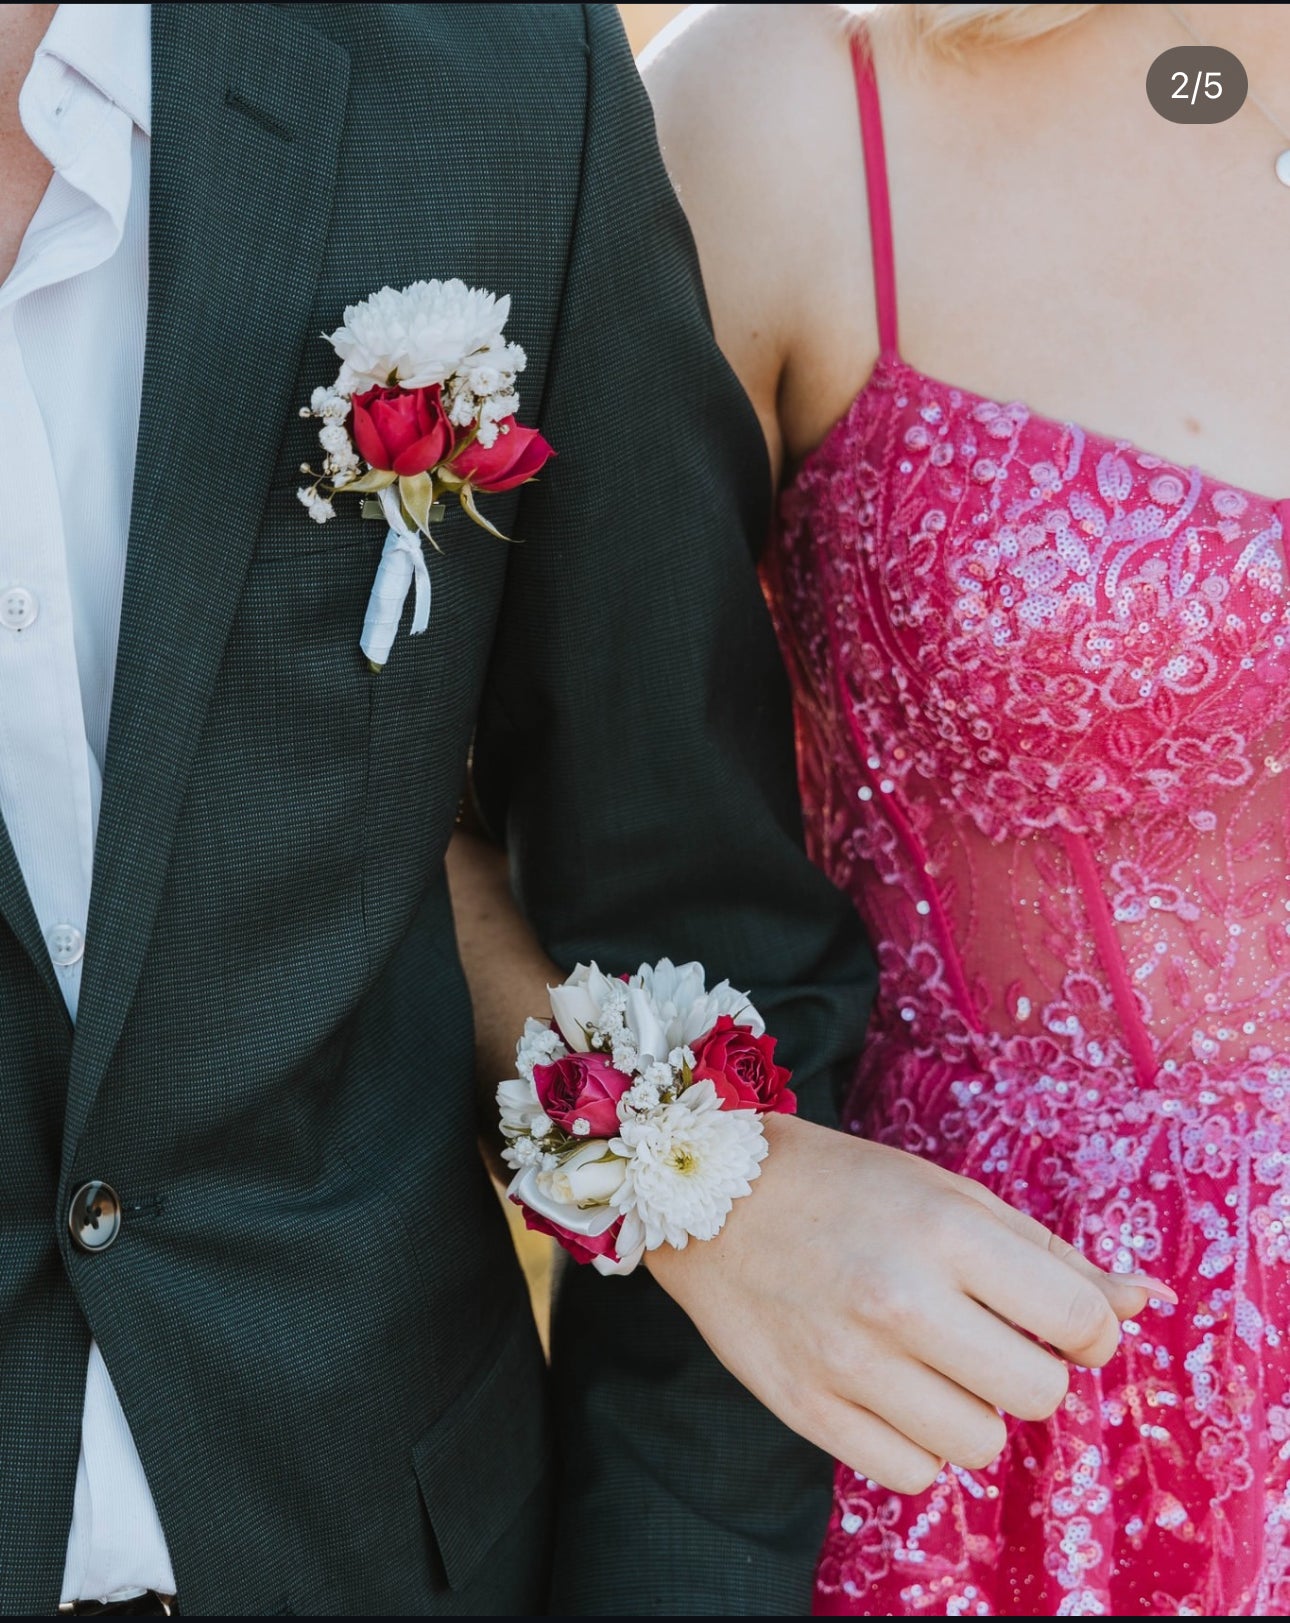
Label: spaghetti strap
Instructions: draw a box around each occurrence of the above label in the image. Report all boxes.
[850,36,900,359]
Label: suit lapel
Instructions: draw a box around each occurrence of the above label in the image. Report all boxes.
[64,3,350,1166]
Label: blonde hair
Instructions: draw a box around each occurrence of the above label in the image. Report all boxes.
[848,4,1101,55]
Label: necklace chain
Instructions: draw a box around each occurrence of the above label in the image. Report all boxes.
[1166,3,1290,145]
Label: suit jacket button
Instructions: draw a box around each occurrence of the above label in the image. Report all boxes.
[69,1182,122,1253]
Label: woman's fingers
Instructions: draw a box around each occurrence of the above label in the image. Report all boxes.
[956,1213,1123,1367]
[960,1176,1177,1311]
[1042,1228,1177,1317]
[809,1397,947,1496]
[841,1354,1008,1470]
[918,1295,1071,1422]
[953,1182,1175,1363]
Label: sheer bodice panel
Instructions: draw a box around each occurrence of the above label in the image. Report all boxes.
[769,359,1290,1092]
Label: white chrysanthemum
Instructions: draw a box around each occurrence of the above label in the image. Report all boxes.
[327,279,512,394]
[611,1080,767,1250]
[628,958,765,1049]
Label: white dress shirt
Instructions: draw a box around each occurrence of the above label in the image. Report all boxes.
[0,4,176,1604]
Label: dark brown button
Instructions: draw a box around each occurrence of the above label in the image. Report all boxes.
[68,1182,122,1254]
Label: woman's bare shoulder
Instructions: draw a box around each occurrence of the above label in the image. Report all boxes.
[642,1,882,480]
[641,4,874,474]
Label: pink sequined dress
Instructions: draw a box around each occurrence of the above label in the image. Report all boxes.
[761,39,1290,1619]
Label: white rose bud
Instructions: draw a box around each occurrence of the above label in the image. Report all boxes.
[549,1149,628,1207]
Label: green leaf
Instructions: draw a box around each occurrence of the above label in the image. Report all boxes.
[458,482,515,542]
[342,468,398,494]
[398,471,436,536]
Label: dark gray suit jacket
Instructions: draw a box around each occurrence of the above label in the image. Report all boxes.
[0,4,874,1614]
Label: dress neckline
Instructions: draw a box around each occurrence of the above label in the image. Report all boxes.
[785,353,1290,522]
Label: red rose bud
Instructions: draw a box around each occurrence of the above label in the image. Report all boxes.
[533,1052,631,1139]
[689,1015,797,1114]
[514,1201,623,1267]
[351,383,454,476]
[451,416,554,492]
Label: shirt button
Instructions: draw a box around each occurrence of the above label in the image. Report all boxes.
[68,1181,122,1253]
[0,587,38,631]
[47,923,85,967]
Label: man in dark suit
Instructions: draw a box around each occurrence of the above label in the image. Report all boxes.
[1,3,871,1614]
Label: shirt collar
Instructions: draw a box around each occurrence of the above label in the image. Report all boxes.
[35,4,151,137]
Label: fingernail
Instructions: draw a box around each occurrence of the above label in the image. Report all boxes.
[1119,1273,1179,1305]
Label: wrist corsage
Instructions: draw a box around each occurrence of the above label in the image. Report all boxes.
[498,960,797,1276]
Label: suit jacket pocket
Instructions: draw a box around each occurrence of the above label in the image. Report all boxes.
[411,1312,552,1592]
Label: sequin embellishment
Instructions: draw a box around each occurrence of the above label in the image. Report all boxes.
[763,356,1290,1617]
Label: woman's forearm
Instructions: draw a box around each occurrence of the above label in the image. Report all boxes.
[445,828,563,1121]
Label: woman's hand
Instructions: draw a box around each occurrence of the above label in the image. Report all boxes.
[646,1113,1175,1493]
[445,828,1175,1491]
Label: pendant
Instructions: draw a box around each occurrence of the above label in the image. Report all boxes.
[1276,150,1290,186]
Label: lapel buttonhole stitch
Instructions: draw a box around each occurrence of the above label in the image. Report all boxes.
[224,87,295,144]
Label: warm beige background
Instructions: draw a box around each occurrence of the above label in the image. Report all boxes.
[619,4,690,55]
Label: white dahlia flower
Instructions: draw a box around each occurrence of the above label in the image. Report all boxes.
[611,1080,768,1251]
[327,279,512,394]
[627,958,765,1049]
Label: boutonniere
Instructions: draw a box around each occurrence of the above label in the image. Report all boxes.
[297,279,555,670]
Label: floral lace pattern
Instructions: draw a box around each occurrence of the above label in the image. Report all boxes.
[763,357,1290,1616]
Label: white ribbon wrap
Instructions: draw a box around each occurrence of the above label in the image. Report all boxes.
[359,484,432,667]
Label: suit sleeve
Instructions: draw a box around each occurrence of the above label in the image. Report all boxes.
[471,6,878,1612]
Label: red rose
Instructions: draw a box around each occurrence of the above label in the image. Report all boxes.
[533,1052,631,1139]
[514,1200,623,1267]
[450,416,554,492]
[351,383,454,476]
[689,1015,797,1114]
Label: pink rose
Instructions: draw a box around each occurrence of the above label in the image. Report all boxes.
[351,383,454,475]
[514,1201,623,1268]
[450,416,554,492]
[532,1052,631,1138]
[690,1015,797,1114]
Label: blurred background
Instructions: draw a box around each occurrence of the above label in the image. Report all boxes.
[620,4,689,56]
[501,4,693,1344]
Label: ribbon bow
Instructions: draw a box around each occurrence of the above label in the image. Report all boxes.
[359,483,433,670]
